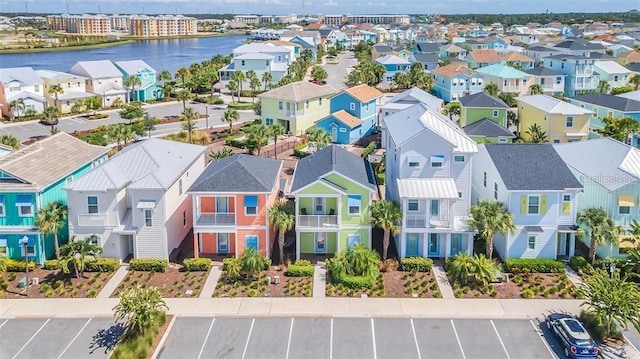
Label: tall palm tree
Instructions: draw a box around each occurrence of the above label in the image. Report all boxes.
[598,80,611,94]
[311,66,328,83]
[0,134,19,149]
[143,113,157,138]
[9,98,25,119]
[370,199,402,260]
[124,76,142,103]
[222,108,239,134]
[262,72,273,91]
[267,200,295,264]
[226,80,238,103]
[577,208,619,263]
[176,90,191,114]
[59,236,102,278]
[207,69,220,100]
[269,124,286,159]
[158,70,172,84]
[525,123,548,143]
[231,71,246,100]
[42,106,61,135]
[249,76,261,103]
[35,201,68,259]
[306,127,332,148]
[442,102,461,121]
[160,82,174,101]
[181,107,200,144]
[245,123,269,156]
[175,67,190,90]
[48,84,63,111]
[468,200,515,260]
[484,83,499,96]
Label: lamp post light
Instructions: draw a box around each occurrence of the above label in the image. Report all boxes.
[205,106,209,129]
[21,236,29,297]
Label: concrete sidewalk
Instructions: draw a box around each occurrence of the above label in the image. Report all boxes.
[0,297,582,320]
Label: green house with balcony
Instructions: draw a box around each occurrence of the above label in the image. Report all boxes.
[290,145,377,260]
[0,133,107,264]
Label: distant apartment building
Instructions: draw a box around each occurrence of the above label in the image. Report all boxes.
[128,15,197,37]
[109,14,131,31]
[47,14,196,36]
[47,14,111,34]
[319,14,410,25]
[233,15,298,25]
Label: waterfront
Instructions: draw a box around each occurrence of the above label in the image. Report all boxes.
[0,34,248,74]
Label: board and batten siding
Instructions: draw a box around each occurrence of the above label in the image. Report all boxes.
[131,189,167,259]
[508,227,557,259]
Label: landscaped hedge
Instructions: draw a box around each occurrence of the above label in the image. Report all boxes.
[505,258,565,273]
[225,135,246,148]
[222,257,237,271]
[293,142,311,158]
[569,256,592,273]
[5,259,36,272]
[43,259,63,270]
[128,258,168,272]
[86,258,120,272]
[183,258,212,271]
[227,102,254,110]
[285,264,314,277]
[401,257,434,272]
[337,274,376,290]
[87,113,109,120]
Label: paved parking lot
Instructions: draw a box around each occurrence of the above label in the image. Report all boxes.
[0,317,123,359]
[157,317,566,359]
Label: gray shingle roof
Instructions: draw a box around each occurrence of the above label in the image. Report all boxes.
[415,42,441,53]
[458,92,510,109]
[290,145,376,193]
[462,119,515,138]
[483,144,582,191]
[188,154,282,193]
[570,94,640,112]
[412,53,439,64]
[525,67,565,76]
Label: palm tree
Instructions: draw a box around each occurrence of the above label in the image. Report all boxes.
[245,123,269,156]
[176,90,191,113]
[393,72,411,90]
[9,98,25,119]
[35,201,68,259]
[469,254,497,286]
[447,253,474,285]
[160,82,174,101]
[623,249,640,279]
[207,69,220,100]
[306,127,332,148]
[442,102,461,121]
[525,123,548,143]
[111,97,124,109]
[598,80,611,94]
[143,113,157,138]
[158,70,172,84]
[231,71,246,100]
[221,108,239,134]
[370,200,402,260]
[484,83,499,96]
[249,76,261,103]
[577,207,618,263]
[59,236,102,278]
[124,76,142,103]
[42,106,61,135]
[226,80,238,103]
[109,123,134,149]
[240,247,267,279]
[0,134,19,149]
[181,107,200,144]
[468,200,515,260]
[48,84,63,111]
[630,74,640,91]
[114,286,167,336]
[262,72,273,91]
[268,200,295,264]
[626,219,640,249]
[269,124,286,159]
[311,66,328,83]
[175,67,190,89]
[529,84,544,95]
[209,147,234,160]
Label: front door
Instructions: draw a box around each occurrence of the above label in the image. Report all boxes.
[331,126,338,142]
[218,233,229,253]
[315,232,326,253]
[216,197,228,212]
[314,197,325,215]
[428,233,439,257]
[450,234,462,256]
[406,233,419,256]
[245,235,258,251]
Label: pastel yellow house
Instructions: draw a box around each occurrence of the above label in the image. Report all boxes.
[259,81,338,136]
[36,69,94,114]
[517,94,593,143]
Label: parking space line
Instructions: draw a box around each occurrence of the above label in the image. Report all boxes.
[370,318,377,359]
[56,318,92,359]
[196,318,216,359]
[410,319,422,359]
[329,318,333,359]
[450,320,467,359]
[241,318,255,359]
[490,320,511,359]
[12,318,50,359]
[285,318,294,359]
[530,320,557,358]
[0,319,8,329]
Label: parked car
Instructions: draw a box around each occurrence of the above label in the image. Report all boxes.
[546,313,599,358]
[39,117,59,126]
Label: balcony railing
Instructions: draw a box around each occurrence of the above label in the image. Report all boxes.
[196,213,235,226]
[297,215,338,228]
[574,66,593,76]
[77,214,109,227]
[285,110,305,117]
[406,214,427,228]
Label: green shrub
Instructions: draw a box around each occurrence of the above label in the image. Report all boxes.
[579,310,623,342]
[183,258,212,271]
[222,257,239,271]
[286,265,314,277]
[293,259,312,267]
[401,257,434,272]
[505,258,565,273]
[361,141,376,159]
[521,289,534,299]
[5,259,36,272]
[339,274,376,290]
[128,259,168,272]
[87,289,98,298]
[293,142,312,158]
[39,283,52,293]
[569,256,591,273]
[225,135,246,148]
[44,259,63,270]
[375,172,385,185]
[227,101,255,110]
[86,258,120,272]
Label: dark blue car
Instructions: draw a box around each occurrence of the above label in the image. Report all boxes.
[546,313,599,358]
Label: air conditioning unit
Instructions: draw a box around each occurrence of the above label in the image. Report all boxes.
[31,277,39,285]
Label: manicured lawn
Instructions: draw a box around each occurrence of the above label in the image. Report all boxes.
[213,268,313,297]
[112,267,209,298]
[0,267,114,298]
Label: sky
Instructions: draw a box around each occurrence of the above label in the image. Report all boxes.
[1,0,638,16]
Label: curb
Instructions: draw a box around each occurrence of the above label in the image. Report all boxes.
[151,315,177,359]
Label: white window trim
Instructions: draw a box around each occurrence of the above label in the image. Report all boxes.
[407,199,419,212]
[348,195,361,215]
[528,195,540,215]
[0,201,4,217]
[144,209,153,227]
[17,204,33,217]
[87,196,99,214]
[527,235,536,250]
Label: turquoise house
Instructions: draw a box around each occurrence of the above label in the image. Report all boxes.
[115,60,163,102]
[0,133,107,264]
[375,55,411,85]
[316,84,383,144]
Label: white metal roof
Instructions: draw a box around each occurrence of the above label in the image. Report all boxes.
[114,60,156,75]
[69,60,123,79]
[594,60,630,75]
[397,178,459,199]
[0,67,42,86]
[517,94,593,115]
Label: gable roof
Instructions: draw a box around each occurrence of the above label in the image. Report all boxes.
[384,87,443,111]
[258,81,337,102]
[500,52,534,62]
[188,154,282,193]
[372,44,392,52]
[594,60,630,74]
[412,53,439,64]
[327,110,363,128]
[524,67,565,76]
[458,92,509,109]
[483,144,582,191]
[67,138,204,192]
[462,119,515,138]
[0,67,42,86]
[517,94,593,115]
[554,137,640,191]
[415,42,441,53]
[0,132,107,191]
[114,60,156,75]
[35,69,87,81]
[571,93,640,112]
[69,60,123,79]
[375,54,411,65]
[343,84,382,102]
[476,63,530,79]
[552,38,605,50]
[384,103,478,153]
[468,49,502,63]
[291,145,376,193]
[431,63,476,78]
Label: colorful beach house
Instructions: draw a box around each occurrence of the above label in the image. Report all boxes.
[0,133,108,264]
[114,60,163,102]
[290,145,376,260]
[458,92,510,127]
[431,64,484,102]
[0,67,47,119]
[188,154,283,258]
[517,94,593,143]
[375,54,411,85]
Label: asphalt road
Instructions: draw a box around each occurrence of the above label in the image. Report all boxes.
[320,51,358,91]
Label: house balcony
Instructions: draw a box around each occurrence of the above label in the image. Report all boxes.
[297,215,339,229]
[285,110,305,117]
[572,78,598,90]
[405,214,451,229]
[77,213,110,227]
[574,66,593,76]
[502,85,523,93]
[196,212,236,227]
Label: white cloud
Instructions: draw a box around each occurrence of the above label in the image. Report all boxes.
[323,0,338,6]
[366,1,386,6]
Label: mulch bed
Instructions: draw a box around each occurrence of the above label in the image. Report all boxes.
[326,270,442,298]
[451,273,578,299]
[0,268,114,298]
[213,268,312,297]
[111,266,209,298]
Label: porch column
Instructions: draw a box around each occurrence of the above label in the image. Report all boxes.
[569,233,576,257]
[337,195,342,228]
[467,233,473,255]
[422,233,428,258]
[444,233,451,258]
[296,231,301,261]
[399,231,405,258]
[193,232,199,259]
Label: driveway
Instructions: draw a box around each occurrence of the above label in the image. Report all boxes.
[320,52,358,90]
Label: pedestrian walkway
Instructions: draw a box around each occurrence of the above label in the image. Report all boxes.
[565,264,583,286]
[199,264,222,298]
[432,266,455,299]
[96,265,129,298]
[313,263,326,298]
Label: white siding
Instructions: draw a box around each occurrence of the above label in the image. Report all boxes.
[130,189,167,259]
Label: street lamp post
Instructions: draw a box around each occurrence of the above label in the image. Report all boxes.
[205,106,209,129]
[21,236,29,297]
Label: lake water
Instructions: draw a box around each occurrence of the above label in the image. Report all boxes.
[0,34,249,75]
